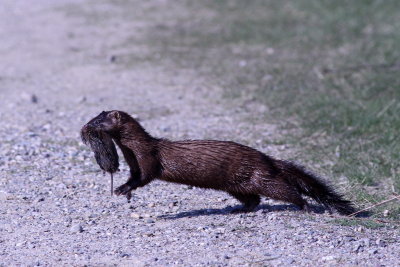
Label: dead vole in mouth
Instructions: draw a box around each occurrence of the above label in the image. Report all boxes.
[81,112,119,195]
[81,110,355,215]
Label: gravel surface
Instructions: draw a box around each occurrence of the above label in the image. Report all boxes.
[1,1,399,266]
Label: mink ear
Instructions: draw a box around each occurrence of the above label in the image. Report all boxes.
[110,110,121,121]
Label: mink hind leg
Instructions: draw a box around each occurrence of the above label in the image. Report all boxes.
[259,182,311,212]
[228,192,260,213]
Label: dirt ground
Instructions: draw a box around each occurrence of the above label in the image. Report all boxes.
[0,1,399,266]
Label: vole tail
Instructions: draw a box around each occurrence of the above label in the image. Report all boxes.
[277,161,355,215]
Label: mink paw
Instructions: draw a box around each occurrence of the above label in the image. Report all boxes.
[114,183,133,196]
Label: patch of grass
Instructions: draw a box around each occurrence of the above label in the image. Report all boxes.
[130,0,400,219]
[331,218,387,229]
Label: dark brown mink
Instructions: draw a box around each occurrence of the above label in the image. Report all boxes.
[81,110,355,215]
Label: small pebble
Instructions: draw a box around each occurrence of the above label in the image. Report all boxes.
[284,258,295,264]
[77,96,87,103]
[383,210,389,217]
[376,239,387,247]
[35,197,45,203]
[368,249,378,255]
[321,255,335,261]
[110,55,117,62]
[31,94,38,103]
[130,213,142,219]
[70,224,83,233]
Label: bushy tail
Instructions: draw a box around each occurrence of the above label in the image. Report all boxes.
[277,161,355,215]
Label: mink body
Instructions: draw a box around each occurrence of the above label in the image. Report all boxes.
[81,110,355,215]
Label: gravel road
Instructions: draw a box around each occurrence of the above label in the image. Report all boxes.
[1,1,399,266]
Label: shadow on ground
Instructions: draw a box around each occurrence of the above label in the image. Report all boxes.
[158,203,330,220]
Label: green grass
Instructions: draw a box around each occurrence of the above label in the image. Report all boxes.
[331,218,388,229]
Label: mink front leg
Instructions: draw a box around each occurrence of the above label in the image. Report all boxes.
[114,166,156,201]
[113,141,142,201]
[114,172,141,201]
[114,154,160,201]
[114,168,141,201]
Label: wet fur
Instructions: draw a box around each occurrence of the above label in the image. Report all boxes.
[81,110,355,215]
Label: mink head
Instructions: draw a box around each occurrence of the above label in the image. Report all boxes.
[83,110,124,133]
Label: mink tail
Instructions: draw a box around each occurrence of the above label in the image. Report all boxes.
[277,160,356,215]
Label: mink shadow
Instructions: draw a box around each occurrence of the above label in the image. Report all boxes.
[157,203,327,220]
[157,204,369,220]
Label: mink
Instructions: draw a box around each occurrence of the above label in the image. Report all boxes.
[81,110,355,215]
